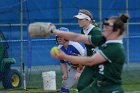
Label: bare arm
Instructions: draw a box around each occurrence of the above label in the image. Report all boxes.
[53,30,90,45]
[61,63,68,75]
[29,22,91,45]
[60,63,68,80]
[60,51,107,66]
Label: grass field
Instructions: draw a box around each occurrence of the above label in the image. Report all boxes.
[122,70,140,93]
[0,65,140,93]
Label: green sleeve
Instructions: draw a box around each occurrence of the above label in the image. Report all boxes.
[97,46,114,63]
[92,27,101,35]
[88,35,105,47]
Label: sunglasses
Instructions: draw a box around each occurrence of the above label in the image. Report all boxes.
[103,22,114,27]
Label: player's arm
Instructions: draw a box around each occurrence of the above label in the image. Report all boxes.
[54,49,107,66]
[53,30,90,45]
[60,62,68,80]
[65,52,106,66]
[28,22,104,46]
[61,63,67,74]
[28,22,90,44]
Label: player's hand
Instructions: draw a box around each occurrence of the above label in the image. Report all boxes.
[50,49,67,60]
[28,22,56,37]
[62,74,68,80]
[77,65,84,73]
[74,71,81,80]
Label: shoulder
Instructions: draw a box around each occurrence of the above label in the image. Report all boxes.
[88,35,105,47]
[99,43,125,63]
[92,26,101,31]
[68,41,86,56]
[100,43,124,53]
[102,43,125,58]
[105,43,124,52]
[90,27,102,35]
[69,41,85,48]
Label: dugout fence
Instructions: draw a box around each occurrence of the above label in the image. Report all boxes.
[0,0,140,91]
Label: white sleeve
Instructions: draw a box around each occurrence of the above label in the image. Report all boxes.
[58,45,63,49]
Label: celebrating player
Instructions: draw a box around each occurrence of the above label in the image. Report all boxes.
[56,27,86,93]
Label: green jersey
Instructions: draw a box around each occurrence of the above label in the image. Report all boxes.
[89,36,125,84]
[81,26,101,56]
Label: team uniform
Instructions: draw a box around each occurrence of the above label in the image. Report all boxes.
[79,35,125,93]
[77,23,102,91]
[28,12,127,93]
[58,41,86,92]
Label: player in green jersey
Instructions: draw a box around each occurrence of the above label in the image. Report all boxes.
[51,13,129,93]
[73,9,101,91]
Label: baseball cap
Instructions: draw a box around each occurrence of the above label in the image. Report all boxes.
[74,13,91,21]
[56,27,69,42]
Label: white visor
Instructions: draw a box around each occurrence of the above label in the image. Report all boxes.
[74,13,91,21]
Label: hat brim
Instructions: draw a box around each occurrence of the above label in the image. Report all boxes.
[74,15,86,19]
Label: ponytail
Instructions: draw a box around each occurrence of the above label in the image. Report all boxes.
[91,19,98,26]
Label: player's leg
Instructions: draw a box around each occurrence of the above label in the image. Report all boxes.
[79,84,99,93]
[60,67,78,93]
[77,66,96,91]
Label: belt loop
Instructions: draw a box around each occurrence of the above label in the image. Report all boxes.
[97,81,102,87]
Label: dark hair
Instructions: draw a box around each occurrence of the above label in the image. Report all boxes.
[56,36,68,44]
[110,14,129,35]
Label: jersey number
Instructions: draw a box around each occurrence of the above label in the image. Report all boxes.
[99,65,104,75]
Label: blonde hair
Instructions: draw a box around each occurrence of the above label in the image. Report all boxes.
[79,9,98,26]
[79,9,93,20]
